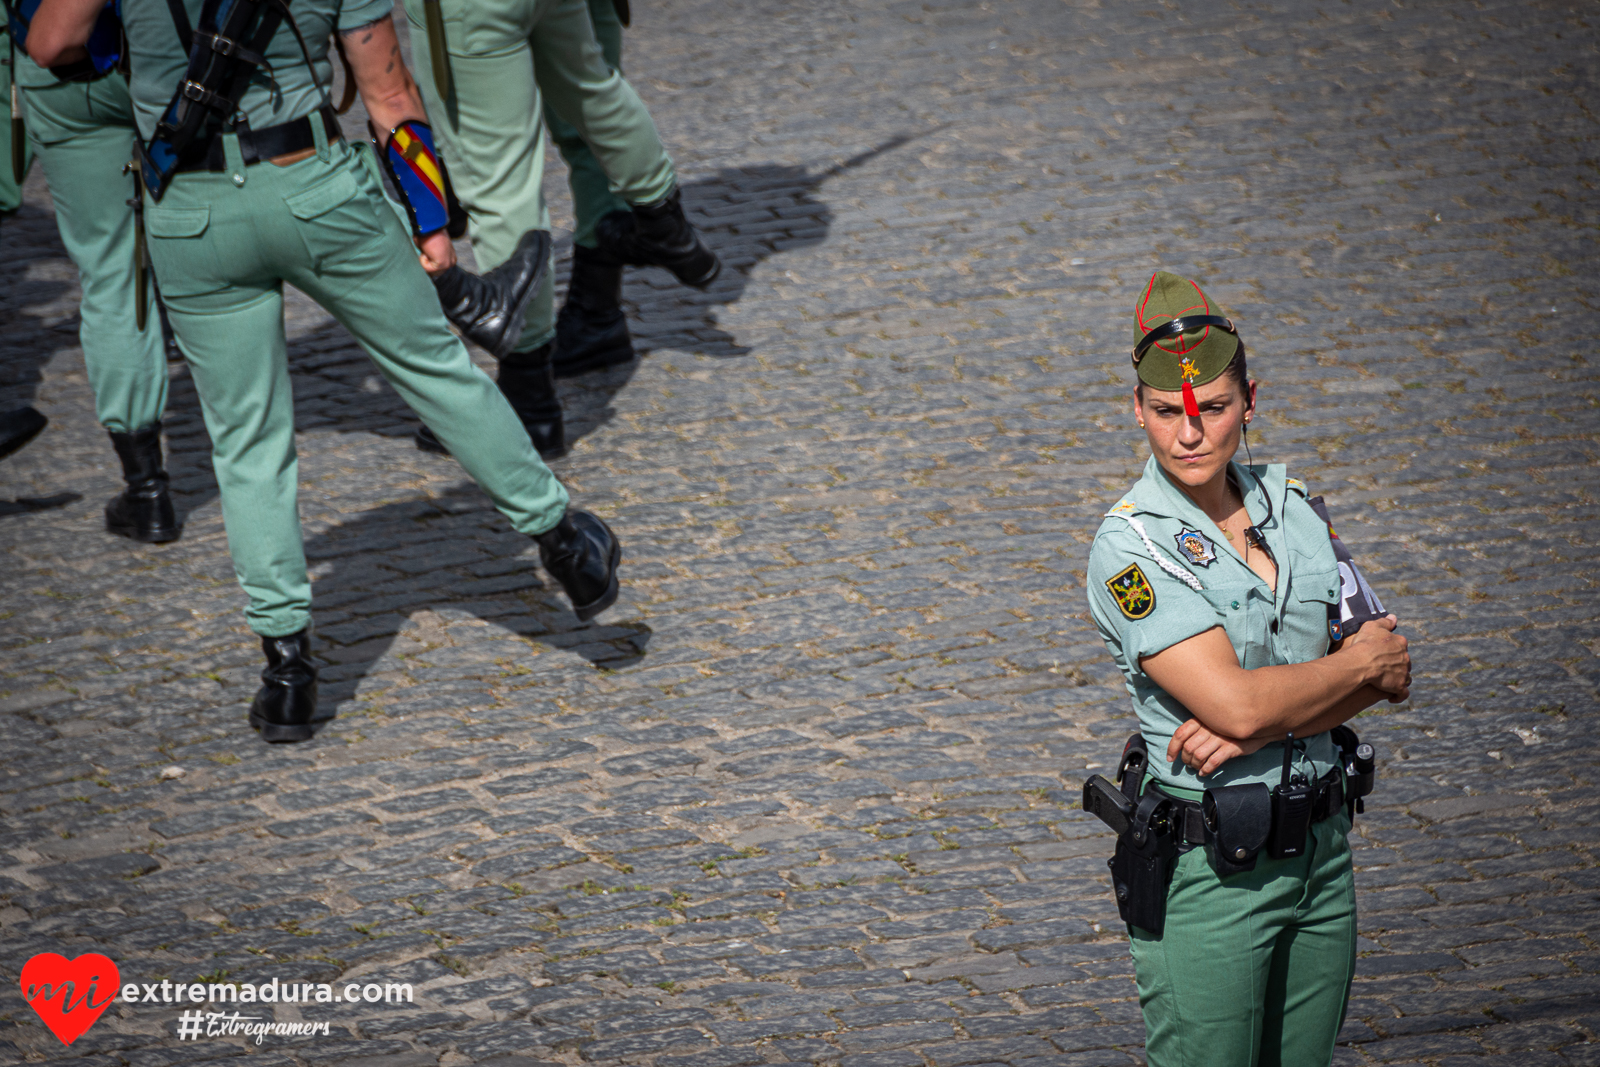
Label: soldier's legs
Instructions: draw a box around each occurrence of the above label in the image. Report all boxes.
[1129,816,1357,1067]
[404,0,556,352]
[545,0,630,249]
[1257,816,1357,1067]
[146,145,572,638]
[529,0,675,207]
[280,147,570,532]
[21,70,166,433]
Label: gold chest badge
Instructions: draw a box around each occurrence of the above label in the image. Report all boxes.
[1106,563,1156,620]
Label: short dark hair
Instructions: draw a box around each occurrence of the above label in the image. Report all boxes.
[1137,345,1249,400]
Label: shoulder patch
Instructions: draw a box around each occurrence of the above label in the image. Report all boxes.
[1105,563,1156,620]
[1286,477,1308,497]
[1108,500,1137,517]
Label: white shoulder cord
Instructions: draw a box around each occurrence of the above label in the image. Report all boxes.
[1122,516,1205,592]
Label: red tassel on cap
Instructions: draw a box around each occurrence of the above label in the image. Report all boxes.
[1181,380,1200,417]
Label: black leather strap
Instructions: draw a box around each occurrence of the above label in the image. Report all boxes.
[1132,314,1237,365]
[164,0,196,54]
[177,105,343,173]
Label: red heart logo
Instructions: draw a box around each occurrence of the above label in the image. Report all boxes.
[20,953,120,1046]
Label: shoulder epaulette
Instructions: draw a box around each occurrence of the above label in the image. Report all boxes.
[1107,499,1137,517]
[1286,477,1309,497]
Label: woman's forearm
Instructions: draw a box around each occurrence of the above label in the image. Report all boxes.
[1260,684,1391,741]
[1142,623,1409,741]
[1229,661,1382,738]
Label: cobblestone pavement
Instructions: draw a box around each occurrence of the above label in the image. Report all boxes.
[3,1,1599,1065]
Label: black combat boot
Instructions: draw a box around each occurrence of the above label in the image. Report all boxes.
[535,510,621,622]
[596,190,720,289]
[0,406,47,461]
[432,229,552,359]
[105,423,181,543]
[415,342,566,459]
[248,629,327,743]
[553,242,634,378]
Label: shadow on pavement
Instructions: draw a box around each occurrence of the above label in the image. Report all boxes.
[633,129,940,359]
[300,485,652,714]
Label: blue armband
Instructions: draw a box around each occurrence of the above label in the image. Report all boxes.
[381,120,466,238]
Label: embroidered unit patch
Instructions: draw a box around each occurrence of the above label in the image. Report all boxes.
[1106,563,1156,620]
[1173,528,1218,568]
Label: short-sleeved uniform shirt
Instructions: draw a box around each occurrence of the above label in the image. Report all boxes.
[1087,456,1344,791]
[121,0,392,140]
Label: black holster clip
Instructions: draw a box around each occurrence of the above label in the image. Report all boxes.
[1109,788,1178,935]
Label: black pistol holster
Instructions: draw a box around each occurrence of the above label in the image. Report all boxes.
[1086,734,1186,936]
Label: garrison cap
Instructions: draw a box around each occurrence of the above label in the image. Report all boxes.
[1132,271,1242,414]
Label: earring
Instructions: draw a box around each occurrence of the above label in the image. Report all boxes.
[1138,421,1146,428]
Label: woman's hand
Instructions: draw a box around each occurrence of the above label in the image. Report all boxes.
[1168,718,1269,776]
[1342,615,1410,701]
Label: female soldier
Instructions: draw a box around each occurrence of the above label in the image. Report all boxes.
[1086,271,1411,1066]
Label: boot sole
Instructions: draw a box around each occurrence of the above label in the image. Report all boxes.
[248,711,322,744]
[107,521,182,544]
[571,536,622,622]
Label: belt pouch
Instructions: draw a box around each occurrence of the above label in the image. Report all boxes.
[1202,782,1271,876]
[1109,792,1177,936]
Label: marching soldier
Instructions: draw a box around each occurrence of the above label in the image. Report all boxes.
[30,0,622,743]
[9,0,179,540]
[403,0,719,457]
[1083,271,1411,1066]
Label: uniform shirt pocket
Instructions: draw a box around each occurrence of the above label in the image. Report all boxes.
[1198,581,1263,667]
[1290,554,1341,607]
[1286,552,1340,658]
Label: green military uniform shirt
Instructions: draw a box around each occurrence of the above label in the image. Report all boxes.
[122,0,392,139]
[1087,456,1344,791]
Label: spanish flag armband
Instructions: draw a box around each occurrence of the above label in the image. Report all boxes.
[380,120,468,239]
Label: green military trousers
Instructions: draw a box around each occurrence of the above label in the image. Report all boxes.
[20,64,167,433]
[1,30,35,213]
[544,0,630,249]
[142,138,569,637]
[401,0,676,351]
[1130,806,1357,1067]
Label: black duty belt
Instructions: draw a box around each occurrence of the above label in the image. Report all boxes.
[175,105,343,174]
[1150,767,1346,852]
